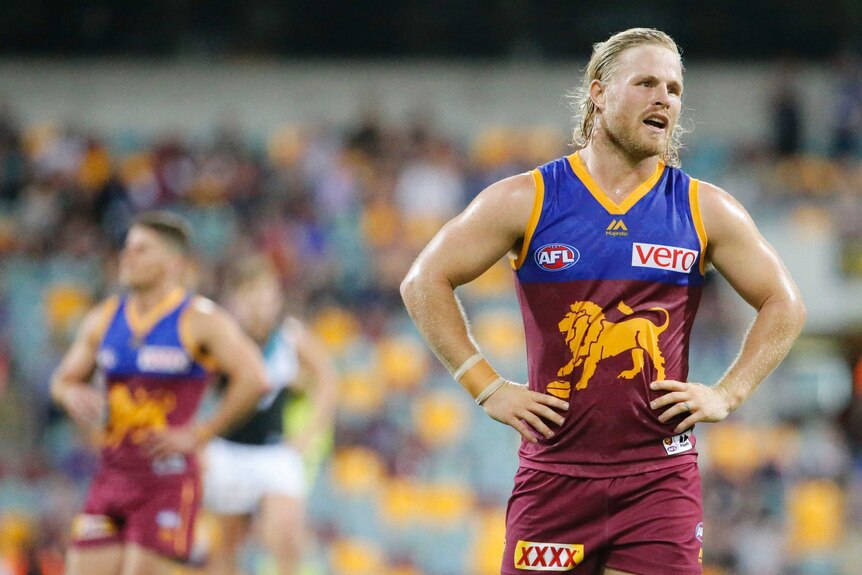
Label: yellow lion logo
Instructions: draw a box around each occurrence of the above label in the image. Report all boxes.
[103,386,176,447]
[547,300,669,398]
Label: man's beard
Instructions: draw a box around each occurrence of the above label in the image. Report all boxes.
[603,110,668,161]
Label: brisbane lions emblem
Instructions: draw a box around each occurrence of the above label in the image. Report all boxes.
[103,385,177,447]
[547,300,669,397]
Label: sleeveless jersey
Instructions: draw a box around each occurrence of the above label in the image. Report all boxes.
[95,288,211,475]
[512,153,707,478]
[221,319,300,445]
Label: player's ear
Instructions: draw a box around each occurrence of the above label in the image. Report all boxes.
[588,79,606,111]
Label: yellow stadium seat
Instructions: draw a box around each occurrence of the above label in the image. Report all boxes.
[380,477,422,526]
[362,201,401,248]
[413,391,469,447]
[329,537,385,575]
[377,336,430,392]
[468,507,507,575]
[701,423,763,479]
[421,483,474,527]
[472,310,525,359]
[337,369,387,416]
[330,447,386,495]
[312,306,360,354]
[787,479,845,555]
[44,283,91,336]
[78,145,112,192]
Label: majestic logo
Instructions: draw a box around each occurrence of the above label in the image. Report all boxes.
[695,522,704,542]
[606,219,628,237]
[514,540,584,571]
[547,301,669,396]
[535,243,580,271]
[71,514,117,541]
[632,242,698,274]
[104,385,176,447]
[137,345,191,374]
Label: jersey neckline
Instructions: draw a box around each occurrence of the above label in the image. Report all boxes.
[566,152,666,215]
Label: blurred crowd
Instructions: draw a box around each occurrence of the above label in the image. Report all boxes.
[0,83,859,575]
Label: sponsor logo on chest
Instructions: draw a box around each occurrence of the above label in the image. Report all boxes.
[632,242,698,274]
[514,540,584,571]
[97,347,117,370]
[137,345,191,373]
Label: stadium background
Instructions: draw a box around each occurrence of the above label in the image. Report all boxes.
[0,1,861,574]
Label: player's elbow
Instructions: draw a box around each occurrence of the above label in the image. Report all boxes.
[400,267,423,310]
[789,297,807,336]
[775,292,807,340]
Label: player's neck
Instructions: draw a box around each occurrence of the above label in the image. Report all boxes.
[579,138,660,203]
[129,282,182,314]
[247,321,274,345]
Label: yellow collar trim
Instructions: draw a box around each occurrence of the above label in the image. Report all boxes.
[567,152,665,215]
[125,287,186,341]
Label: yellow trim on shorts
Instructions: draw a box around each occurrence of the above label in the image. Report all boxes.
[175,476,196,556]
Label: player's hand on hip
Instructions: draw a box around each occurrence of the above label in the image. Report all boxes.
[482,381,569,443]
[650,379,732,434]
[61,384,105,428]
[146,427,199,458]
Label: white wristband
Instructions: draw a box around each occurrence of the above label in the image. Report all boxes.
[475,377,507,406]
[453,353,483,382]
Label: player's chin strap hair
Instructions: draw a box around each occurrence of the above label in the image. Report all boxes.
[453,353,508,406]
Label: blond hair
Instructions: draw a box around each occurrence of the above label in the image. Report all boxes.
[570,28,686,167]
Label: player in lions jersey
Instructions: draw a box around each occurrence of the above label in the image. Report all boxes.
[50,212,268,575]
[203,256,338,575]
[401,28,805,575]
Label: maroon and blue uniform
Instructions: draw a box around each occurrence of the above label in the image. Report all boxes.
[71,288,212,561]
[502,153,706,574]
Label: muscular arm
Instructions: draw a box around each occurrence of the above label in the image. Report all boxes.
[148,298,269,457]
[288,318,339,452]
[653,182,806,432]
[401,173,536,370]
[49,300,112,427]
[401,173,568,442]
[702,182,806,407]
[187,298,269,441]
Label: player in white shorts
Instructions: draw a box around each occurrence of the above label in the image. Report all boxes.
[203,256,338,575]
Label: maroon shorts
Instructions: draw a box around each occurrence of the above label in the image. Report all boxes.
[70,467,201,561]
[502,463,703,574]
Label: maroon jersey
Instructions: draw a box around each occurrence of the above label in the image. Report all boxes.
[512,154,707,477]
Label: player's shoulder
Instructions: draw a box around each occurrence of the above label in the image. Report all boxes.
[80,295,122,344]
[180,295,238,346]
[480,171,536,203]
[694,179,757,243]
[186,295,218,315]
[695,180,748,218]
[183,295,230,326]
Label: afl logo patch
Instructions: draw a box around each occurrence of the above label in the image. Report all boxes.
[535,243,580,271]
